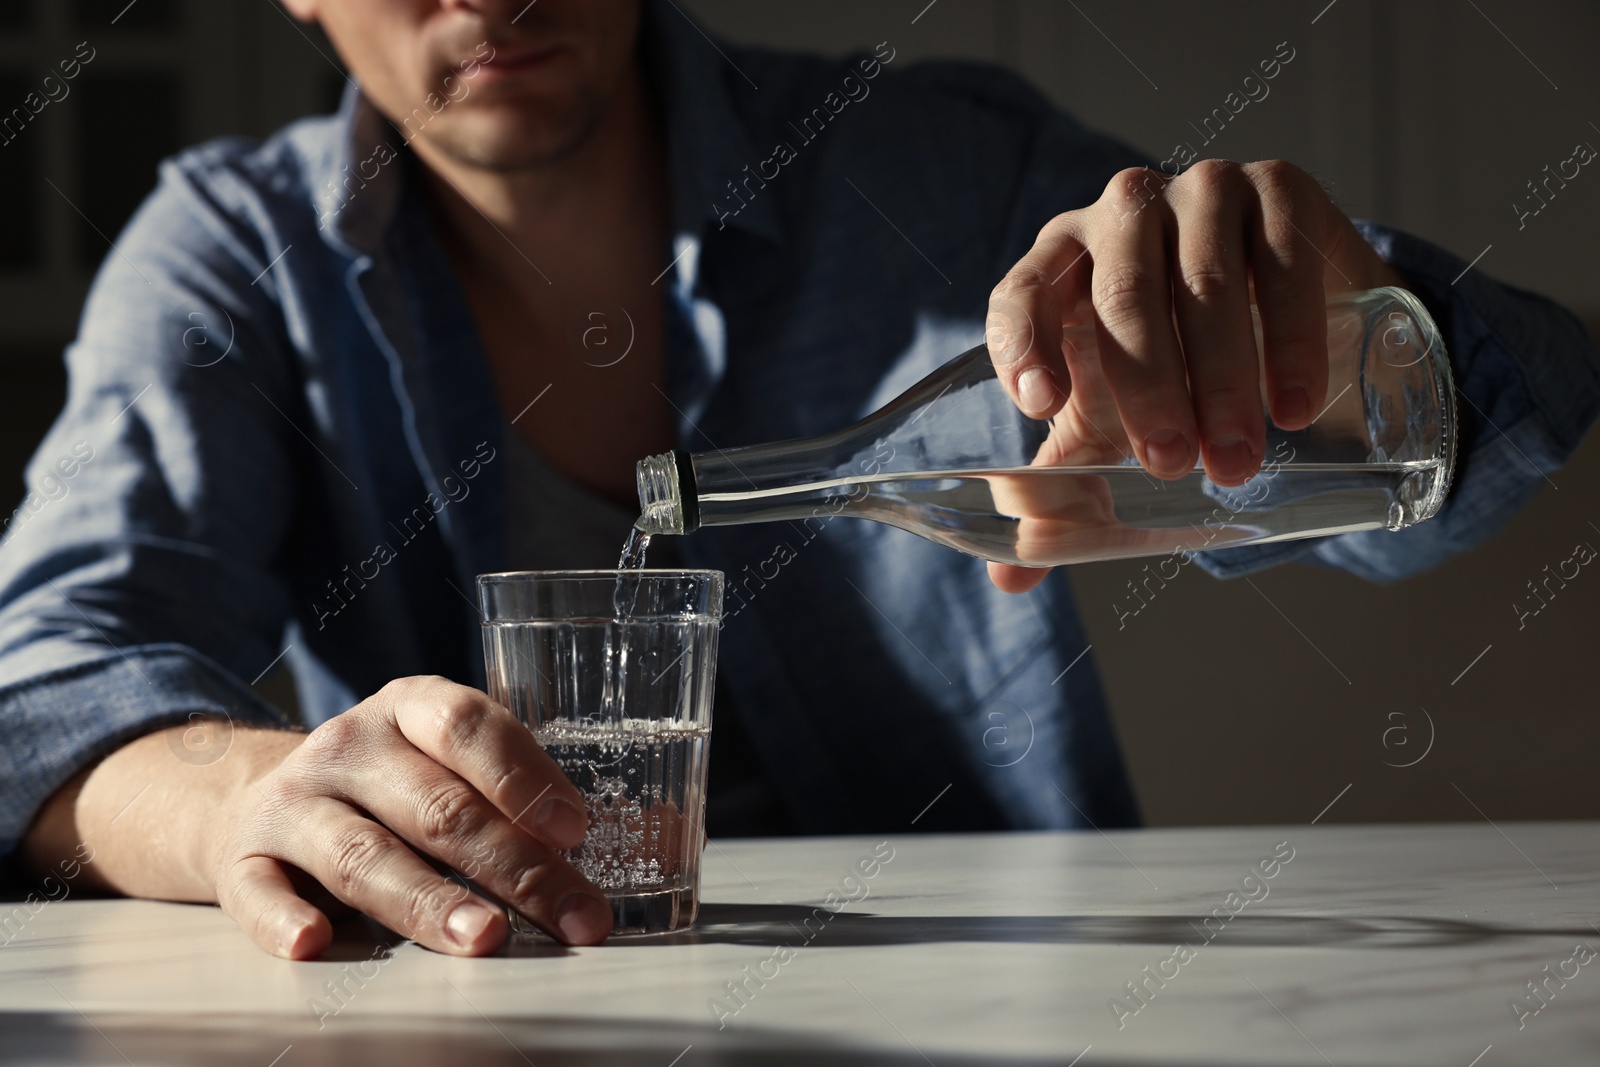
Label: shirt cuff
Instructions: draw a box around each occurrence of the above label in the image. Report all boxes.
[0,642,292,856]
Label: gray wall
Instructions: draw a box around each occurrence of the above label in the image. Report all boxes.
[685,0,1600,319]
[2,2,1597,828]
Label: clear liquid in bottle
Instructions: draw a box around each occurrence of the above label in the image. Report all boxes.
[633,287,1457,568]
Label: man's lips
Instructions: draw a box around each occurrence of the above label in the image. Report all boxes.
[461,42,568,82]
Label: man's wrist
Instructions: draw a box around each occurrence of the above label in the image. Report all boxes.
[60,721,304,902]
[200,725,307,890]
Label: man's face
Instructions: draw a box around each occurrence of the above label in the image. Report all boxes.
[283,0,644,170]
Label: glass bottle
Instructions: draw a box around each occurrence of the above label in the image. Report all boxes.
[634,287,1457,568]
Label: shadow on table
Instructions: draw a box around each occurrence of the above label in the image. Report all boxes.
[320,903,1595,958]
[0,1010,1127,1067]
[623,903,1600,950]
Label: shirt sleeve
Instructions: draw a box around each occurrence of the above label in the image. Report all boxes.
[0,152,306,855]
[1195,221,1600,581]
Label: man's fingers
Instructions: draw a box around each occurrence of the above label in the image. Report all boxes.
[377,676,589,850]
[272,798,510,956]
[1088,171,1196,479]
[987,561,1050,594]
[347,744,613,945]
[218,681,616,958]
[1243,161,1330,431]
[987,216,1090,419]
[1169,161,1264,486]
[217,855,332,961]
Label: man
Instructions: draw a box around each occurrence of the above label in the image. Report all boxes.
[1,0,1595,961]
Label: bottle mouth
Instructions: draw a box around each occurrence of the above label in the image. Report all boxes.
[634,450,697,534]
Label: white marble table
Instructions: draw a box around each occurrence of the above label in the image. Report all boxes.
[2,823,1599,1065]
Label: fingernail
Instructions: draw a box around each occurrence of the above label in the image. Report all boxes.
[986,313,1015,364]
[1206,436,1257,482]
[1017,366,1057,415]
[277,919,311,958]
[1143,428,1193,476]
[1276,384,1311,425]
[555,893,612,945]
[446,899,499,948]
[535,797,588,845]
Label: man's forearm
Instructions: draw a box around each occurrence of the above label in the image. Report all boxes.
[19,765,105,892]
[20,723,304,902]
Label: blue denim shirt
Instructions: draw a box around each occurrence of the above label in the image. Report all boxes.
[2,3,1597,854]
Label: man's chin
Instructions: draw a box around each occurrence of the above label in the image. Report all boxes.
[410,112,600,172]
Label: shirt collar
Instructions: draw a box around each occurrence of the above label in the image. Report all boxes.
[315,80,406,257]
[314,2,782,259]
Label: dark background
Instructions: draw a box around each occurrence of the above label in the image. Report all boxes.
[0,1,1596,828]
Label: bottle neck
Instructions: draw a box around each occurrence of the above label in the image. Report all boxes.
[636,440,877,535]
[634,344,1000,536]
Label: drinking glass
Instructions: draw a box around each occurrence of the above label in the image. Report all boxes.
[477,569,723,937]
